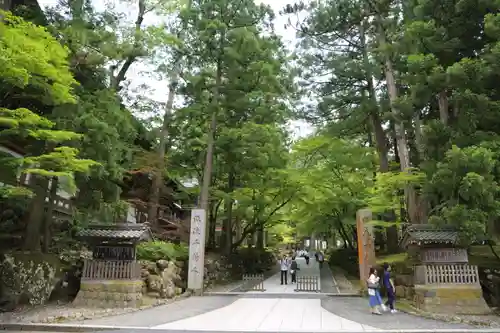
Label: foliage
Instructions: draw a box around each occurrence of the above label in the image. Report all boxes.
[136,241,189,262]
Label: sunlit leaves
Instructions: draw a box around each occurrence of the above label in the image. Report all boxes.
[0,11,77,105]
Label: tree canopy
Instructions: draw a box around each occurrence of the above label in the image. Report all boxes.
[1,0,500,258]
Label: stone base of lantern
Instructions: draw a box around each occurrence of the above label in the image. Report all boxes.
[413,284,491,315]
[73,280,144,308]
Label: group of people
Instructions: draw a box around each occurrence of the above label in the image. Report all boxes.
[278,254,300,285]
[367,263,397,315]
[277,249,326,285]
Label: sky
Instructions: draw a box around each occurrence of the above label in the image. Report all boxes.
[38,0,314,139]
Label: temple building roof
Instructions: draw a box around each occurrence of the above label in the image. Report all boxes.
[401,224,459,248]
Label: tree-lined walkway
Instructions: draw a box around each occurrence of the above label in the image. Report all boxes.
[247,257,321,294]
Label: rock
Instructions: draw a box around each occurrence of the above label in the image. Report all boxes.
[145,262,157,274]
[165,286,176,298]
[395,274,413,286]
[141,269,150,278]
[0,252,61,307]
[395,285,405,298]
[156,260,169,270]
[146,275,163,293]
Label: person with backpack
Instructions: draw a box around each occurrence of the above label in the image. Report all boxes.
[290,256,300,283]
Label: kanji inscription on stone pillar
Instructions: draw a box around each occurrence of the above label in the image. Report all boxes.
[356,208,375,285]
[188,209,206,291]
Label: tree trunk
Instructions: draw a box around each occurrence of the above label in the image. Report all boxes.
[109,0,146,91]
[222,170,234,255]
[360,18,389,173]
[376,16,419,225]
[148,0,193,225]
[147,75,177,225]
[256,225,264,249]
[200,31,223,223]
[361,18,400,250]
[437,90,449,126]
[43,177,58,253]
[23,176,49,251]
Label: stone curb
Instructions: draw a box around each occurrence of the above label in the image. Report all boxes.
[4,324,500,333]
[397,302,497,328]
[204,291,361,297]
[0,323,149,332]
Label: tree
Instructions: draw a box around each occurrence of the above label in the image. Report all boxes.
[169,0,295,254]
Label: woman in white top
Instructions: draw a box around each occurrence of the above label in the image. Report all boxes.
[367,267,383,314]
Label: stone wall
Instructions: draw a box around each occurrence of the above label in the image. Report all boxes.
[73,280,143,308]
[413,285,491,315]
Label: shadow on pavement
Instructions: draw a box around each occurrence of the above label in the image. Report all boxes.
[321,296,473,330]
[67,296,239,327]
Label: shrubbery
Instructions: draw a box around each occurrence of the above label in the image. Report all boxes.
[136,241,188,262]
[227,246,276,275]
[328,248,359,277]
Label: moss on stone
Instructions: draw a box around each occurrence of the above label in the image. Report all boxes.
[0,252,62,306]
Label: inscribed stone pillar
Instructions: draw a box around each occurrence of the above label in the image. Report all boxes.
[356,208,376,285]
[188,209,206,295]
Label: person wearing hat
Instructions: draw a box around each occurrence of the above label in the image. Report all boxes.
[383,262,397,313]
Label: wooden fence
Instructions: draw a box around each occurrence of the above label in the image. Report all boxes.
[241,274,265,291]
[414,264,479,285]
[295,276,319,292]
[81,259,142,280]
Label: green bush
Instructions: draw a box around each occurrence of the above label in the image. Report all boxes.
[228,247,275,275]
[328,248,359,277]
[136,241,188,262]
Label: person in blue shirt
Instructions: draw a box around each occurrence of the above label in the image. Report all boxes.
[383,262,397,313]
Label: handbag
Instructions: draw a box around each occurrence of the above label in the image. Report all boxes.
[367,281,379,289]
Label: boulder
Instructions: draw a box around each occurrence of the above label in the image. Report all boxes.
[0,253,61,309]
[146,275,163,293]
[156,260,169,270]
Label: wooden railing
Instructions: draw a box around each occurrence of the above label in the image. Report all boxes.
[81,259,142,280]
[295,276,320,292]
[241,274,265,291]
[414,264,479,285]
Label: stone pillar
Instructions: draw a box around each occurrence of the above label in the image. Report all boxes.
[356,208,375,285]
[188,209,206,295]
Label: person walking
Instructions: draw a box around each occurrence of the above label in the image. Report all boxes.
[367,267,382,315]
[383,263,397,313]
[279,255,290,285]
[317,251,324,269]
[290,256,299,283]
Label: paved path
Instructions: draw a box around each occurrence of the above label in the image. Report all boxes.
[66,257,479,332]
[153,298,376,331]
[68,296,238,327]
[247,257,321,294]
[322,297,474,330]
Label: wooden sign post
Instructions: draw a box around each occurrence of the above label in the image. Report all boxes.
[356,208,375,286]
